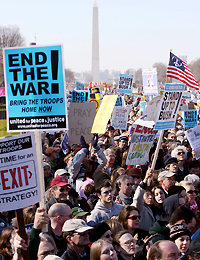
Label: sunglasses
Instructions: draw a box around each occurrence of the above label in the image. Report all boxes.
[76,231,89,236]
[128,215,141,220]
[177,151,185,155]
[59,186,70,192]
[127,183,133,186]
[187,190,196,194]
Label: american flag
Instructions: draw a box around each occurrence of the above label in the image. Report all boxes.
[166,52,199,90]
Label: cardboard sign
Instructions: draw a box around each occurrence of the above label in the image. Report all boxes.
[184,110,198,129]
[72,90,89,102]
[91,95,118,133]
[76,81,84,90]
[126,124,158,165]
[155,83,185,130]
[3,45,67,131]
[142,68,158,95]
[111,107,129,130]
[0,96,20,137]
[118,74,133,94]
[185,125,200,159]
[0,132,41,211]
[115,96,123,106]
[146,95,162,122]
[68,102,96,144]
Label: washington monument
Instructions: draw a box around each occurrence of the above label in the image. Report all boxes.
[92,0,100,82]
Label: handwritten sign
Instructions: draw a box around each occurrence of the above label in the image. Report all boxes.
[184,110,198,129]
[76,81,84,90]
[185,125,200,159]
[155,83,185,130]
[126,124,158,165]
[111,107,129,130]
[118,74,133,94]
[3,45,67,131]
[0,132,41,211]
[68,102,96,144]
[91,95,118,133]
[72,90,89,102]
[142,68,158,95]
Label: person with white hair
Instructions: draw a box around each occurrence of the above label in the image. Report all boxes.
[171,146,188,181]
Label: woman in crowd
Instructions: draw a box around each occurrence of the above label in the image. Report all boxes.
[170,224,191,260]
[179,181,198,212]
[171,146,188,181]
[90,239,118,260]
[151,186,168,221]
[113,230,136,260]
[105,220,124,238]
[89,222,113,244]
[0,226,15,260]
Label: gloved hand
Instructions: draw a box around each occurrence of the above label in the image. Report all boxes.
[80,135,89,149]
[92,134,98,148]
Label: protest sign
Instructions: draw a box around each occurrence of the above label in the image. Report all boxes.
[142,68,158,95]
[146,95,162,122]
[126,123,158,165]
[184,110,198,129]
[111,107,129,130]
[92,95,118,133]
[0,96,20,137]
[0,132,41,211]
[68,102,96,144]
[72,90,89,102]
[91,87,101,100]
[3,45,67,131]
[155,83,185,130]
[185,125,200,159]
[76,81,84,90]
[115,96,123,106]
[89,93,100,113]
[118,74,133,94]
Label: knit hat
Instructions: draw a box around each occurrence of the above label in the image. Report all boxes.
[43,162,51,168]
[89,222,111,242]
[164,157,178,167]
[93,170,110,186]
[170,224,191,241]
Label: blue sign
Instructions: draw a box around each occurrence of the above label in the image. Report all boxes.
[3,45,67,131]
[115,96,123,106]
[76,81,84,90]
[72,90,89,102]
[184,110,198,129]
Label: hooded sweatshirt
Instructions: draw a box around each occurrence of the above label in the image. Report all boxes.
[87,200,123,226]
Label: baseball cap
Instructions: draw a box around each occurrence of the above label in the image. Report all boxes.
[71,207,90,217]
[62,219,93,233]
[50,176,70,187]
[158,170,176,182]
[54,169,69,178]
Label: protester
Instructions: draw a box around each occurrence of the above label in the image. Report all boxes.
[90,239,118,260]
[158,170,176,195]
[102,149,118,177]
[171,146,188,181]
[115,175,134,205]
[0,226,15,260]
[89,222,113,243]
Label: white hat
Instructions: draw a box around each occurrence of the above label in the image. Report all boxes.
[184,174,199,185]
[43,162,51,168]
[44,256,62,260]
[54,169,69,178]
[62,219,93,233]
[158,170,176,182]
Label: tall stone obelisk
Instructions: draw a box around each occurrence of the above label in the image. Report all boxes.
[92,0,100,82]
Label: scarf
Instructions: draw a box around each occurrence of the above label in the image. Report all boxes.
[118,191,133,205]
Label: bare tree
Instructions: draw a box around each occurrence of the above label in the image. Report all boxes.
[84,74,92,86]
[153,62,167,84]
[0,25,25,86]
[189,59,200,84]
[65,68,75,84]
[135,68,142,84]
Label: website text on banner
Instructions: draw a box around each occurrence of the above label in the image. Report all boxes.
[3,45,67,131]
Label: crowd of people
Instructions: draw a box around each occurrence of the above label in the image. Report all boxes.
[1,101,200,260]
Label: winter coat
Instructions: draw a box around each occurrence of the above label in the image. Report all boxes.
[163,194,179,220]
[87,200,123,226]
[61,244,90,260]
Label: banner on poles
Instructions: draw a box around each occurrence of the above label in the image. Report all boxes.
[111,107,129,130]
[142,68,158,95]
[76,81,84,90]
[118,74,133,94]
[68,102,96,144]
[3,45,67,131]
[126,124,158,165]
[184,110,198,129]
[155,83,185,130]
[0,132,41,211]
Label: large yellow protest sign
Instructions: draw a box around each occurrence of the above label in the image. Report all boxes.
[91,95,118,133]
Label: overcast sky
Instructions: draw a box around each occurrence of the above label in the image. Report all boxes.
[1,0,200,72]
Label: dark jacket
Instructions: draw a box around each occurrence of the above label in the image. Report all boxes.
[61,244,90,260]
[46,195,74,213]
